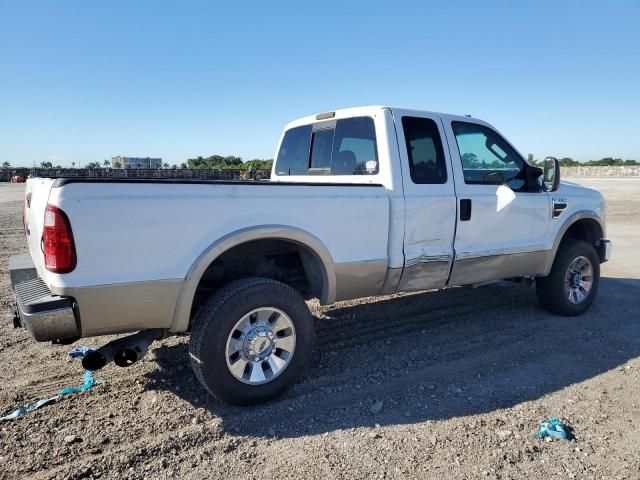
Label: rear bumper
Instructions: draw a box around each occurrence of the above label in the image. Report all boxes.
[598,239,612,263]
[9,253,80,342]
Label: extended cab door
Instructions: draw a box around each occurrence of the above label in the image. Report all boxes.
[441,115,552,285]
[392,109,457,291]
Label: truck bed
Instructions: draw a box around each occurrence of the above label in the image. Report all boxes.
[23,176,391,336]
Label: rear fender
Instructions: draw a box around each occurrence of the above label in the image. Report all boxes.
[169,225,336,332]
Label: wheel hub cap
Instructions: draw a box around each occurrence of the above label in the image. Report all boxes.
[225,307,296,385]
[564,255,594,304]
[243,326,275,361]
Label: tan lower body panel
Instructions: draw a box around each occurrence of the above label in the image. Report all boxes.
[448,250,553,286]
[59,279,183,337]
[397,257,451,292]
[334,259,388,302]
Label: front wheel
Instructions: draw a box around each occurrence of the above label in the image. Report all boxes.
[189,277,315,405]
[536,240,600,316]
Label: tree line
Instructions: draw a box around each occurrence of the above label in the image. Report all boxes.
[185,155,273,170]
[527,156,639,167]
[1,157,274,170]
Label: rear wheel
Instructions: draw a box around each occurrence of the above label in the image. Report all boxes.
[536,240,600,316]
[189,277,315,405]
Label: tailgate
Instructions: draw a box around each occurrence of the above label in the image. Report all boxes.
[24,177,56,276]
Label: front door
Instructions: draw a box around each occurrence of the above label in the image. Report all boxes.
[441,116,551,285]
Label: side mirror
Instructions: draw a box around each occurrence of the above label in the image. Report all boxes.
[542,156,560,192]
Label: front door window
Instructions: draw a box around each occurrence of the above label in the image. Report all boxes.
[452,121,528,191]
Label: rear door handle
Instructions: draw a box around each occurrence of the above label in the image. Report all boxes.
[460,199,472,221]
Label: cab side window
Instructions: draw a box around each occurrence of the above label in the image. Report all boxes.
[402,116,447,184]
[452,121,527,191]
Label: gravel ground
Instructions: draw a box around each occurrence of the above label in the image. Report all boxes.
[1,178,639,480]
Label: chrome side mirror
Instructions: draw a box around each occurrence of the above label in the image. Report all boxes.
[542,156,560,192]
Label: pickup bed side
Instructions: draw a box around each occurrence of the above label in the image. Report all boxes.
[23,179,390,337]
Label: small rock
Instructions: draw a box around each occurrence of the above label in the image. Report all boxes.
[496,430,512,440]
[64,435,80,444]
[545,436,553,443]
[369,400,384,415]
[191,417,201,425]
[76,466,93,479]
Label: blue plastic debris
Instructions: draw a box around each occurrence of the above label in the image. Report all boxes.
[0,347,100,422]
[59,370,97,396]
[534,417,568,440]
[67,346,94,359]
[0,396,59,421]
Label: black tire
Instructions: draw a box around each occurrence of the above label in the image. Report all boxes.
[536,240,600,316]
[189,277,315,405]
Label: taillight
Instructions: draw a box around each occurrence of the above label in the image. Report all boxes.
[42,205,76,273]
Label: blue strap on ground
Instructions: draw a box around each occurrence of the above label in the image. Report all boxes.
[534,417,568,440]
[0,346,99,422]
[59,370,97,396]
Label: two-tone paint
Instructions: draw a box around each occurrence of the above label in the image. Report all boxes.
[20,106,609,340]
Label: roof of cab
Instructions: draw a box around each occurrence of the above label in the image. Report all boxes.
[284,105,475,130]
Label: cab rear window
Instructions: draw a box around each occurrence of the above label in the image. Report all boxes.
[274,125,312,176]
[275,117,378,176]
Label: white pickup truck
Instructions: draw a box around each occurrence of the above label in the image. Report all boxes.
[10,106,611,405]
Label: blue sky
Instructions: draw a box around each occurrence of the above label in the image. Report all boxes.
[1,0,639,167]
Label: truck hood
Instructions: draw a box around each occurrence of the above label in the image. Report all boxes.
[557,179,604,199]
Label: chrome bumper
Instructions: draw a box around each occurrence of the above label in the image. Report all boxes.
[9,254,80,342]
[599,239,612,263]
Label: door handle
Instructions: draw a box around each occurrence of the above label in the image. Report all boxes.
[460,199,472,221]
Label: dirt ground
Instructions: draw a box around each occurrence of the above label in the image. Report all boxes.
[1,178,639,480]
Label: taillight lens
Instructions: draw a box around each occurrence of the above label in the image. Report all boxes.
[42,205,76,273]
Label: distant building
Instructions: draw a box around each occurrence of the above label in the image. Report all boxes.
[112,156,162,169]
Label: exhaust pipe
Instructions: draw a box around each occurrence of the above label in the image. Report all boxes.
[82,329,165,371]
[113,329,164,368]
